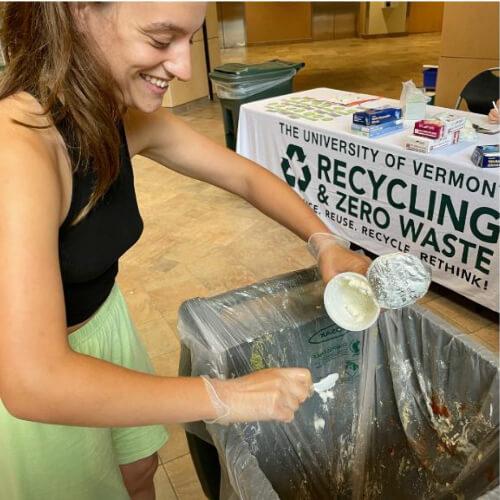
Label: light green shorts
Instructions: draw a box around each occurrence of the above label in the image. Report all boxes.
[0,284,169,500]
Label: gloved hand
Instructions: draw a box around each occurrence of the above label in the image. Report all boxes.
[201,367,312,425]
[307,232,372,283]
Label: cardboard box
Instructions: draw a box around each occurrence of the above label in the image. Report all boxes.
[414,119,445,139]
[405,131,460,153]
[471,145,500,168]
[352,107,402,126]
[351,121,404,138]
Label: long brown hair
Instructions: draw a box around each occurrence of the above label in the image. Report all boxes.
[0,2,121,223]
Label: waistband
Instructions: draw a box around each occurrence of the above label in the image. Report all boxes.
[67,284,124,348]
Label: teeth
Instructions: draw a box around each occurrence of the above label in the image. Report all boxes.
[142,73,168,89]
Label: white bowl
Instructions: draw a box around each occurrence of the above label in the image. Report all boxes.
[324,272,380,331]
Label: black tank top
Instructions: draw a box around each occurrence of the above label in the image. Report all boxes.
[57,119,143,326]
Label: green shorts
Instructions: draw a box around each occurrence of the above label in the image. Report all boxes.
[0,284,169,500]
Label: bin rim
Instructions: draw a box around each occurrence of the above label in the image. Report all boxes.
[210,59,304,82]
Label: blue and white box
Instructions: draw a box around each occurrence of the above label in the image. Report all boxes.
[471,145,500,168]
[352,106,402,126]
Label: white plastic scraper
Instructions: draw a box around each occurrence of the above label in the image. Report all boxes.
[313,373,339,393]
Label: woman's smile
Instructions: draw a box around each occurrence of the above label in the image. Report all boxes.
[139,72,170,95]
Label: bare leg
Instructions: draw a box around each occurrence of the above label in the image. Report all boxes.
[119,452,159,500]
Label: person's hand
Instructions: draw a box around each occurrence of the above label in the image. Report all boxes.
[201,367,312,424]
[318,244,372,282]
[307,232,372,283]
[488,105,499,124]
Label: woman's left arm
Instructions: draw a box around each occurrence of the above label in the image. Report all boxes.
[125,108,371,279]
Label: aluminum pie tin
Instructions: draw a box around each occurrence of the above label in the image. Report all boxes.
[367,252,432,309]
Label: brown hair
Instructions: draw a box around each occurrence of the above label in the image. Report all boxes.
[0,2,121,223]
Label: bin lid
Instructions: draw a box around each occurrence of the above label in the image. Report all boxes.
[210,59,304,82]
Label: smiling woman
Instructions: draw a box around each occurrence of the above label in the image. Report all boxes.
[79,3,204,111]
[0,2,371,500]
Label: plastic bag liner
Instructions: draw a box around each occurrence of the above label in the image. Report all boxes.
[209,60,304,100]
[178,267,499,500]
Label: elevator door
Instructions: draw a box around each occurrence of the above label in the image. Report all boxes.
[312,2,359,41]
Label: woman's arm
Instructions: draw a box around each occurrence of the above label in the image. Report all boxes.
[0,120,217,426]
[126,107,328,239]
[125,107,371,278]
[0,114,309,427]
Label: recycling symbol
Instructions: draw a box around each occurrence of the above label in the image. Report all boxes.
[281,144,311,192]
[345,361,359,378]
[350,340,360,355]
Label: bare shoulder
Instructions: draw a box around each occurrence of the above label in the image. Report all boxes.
[0,92,67,221]
[0,91,53,127]
[0,91,56,150]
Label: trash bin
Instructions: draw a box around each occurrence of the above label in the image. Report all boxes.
[209,60,305,151]
[422,65,438,91]
[178,268,499,500]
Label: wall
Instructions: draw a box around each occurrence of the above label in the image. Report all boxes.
[217,2,246,48]
[435,2,499,109]
[406,2,444,34]
[245,2,312,45]
[360,1,408,37]
[206,3,221,71]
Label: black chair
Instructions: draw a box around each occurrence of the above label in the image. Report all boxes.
[455,67,499,115]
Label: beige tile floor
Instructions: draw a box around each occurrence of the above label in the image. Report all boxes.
[117,33,499,499]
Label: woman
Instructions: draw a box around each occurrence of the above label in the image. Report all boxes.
[0,3,371,499]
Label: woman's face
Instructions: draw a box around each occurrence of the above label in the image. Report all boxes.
[80,2,207,112]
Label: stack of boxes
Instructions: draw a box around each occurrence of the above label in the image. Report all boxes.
[405,113,466,153]
[351,106,403,138]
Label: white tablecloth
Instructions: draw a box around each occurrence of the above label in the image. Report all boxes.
[237,88,500,311]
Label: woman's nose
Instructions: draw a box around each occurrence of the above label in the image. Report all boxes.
[163,42,192,82]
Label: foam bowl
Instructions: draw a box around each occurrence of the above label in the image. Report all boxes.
[323,272,380,331]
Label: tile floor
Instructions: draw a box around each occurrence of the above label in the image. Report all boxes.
[117,33,499,499]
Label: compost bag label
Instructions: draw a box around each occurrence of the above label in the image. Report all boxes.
[308,323,345,344]
[237,105,499,311]
[308,325,360,375]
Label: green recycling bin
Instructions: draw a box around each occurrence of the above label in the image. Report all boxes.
[210,59,305,151]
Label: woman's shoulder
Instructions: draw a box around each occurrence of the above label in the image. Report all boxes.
[0,92,52,137]
[0,92,70,220]
[0,91,58,154]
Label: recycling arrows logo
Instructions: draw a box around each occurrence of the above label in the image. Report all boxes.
[281,144,311,192]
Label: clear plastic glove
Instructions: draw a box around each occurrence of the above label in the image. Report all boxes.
[307,232,372,283]
[201,367,312,425]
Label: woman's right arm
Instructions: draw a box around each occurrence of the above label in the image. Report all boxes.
[0,115,311,427]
